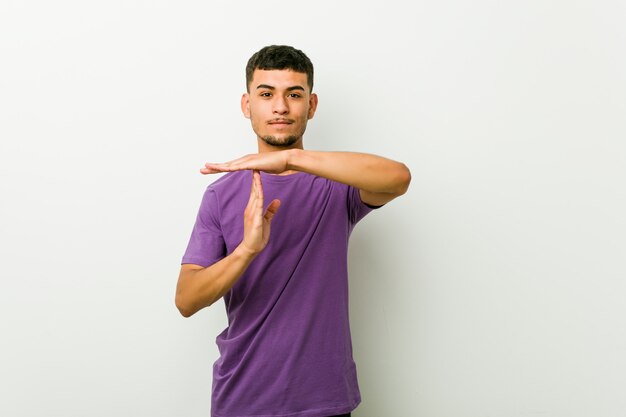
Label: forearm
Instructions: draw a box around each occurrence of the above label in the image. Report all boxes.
[175,245,256,317]
[287,149,411,196]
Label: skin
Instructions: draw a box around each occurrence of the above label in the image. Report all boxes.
[175,69,411,317]
[241,69,318,151]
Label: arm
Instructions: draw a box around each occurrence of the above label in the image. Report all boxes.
[202,149,411,206]
[289,150,411,206]
[176,248,255,317]
[175,171,280,317]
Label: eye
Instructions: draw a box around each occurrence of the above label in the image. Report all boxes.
[259,92,272,97]
[288,93,302,98]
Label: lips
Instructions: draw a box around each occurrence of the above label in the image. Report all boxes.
[268,119,293,125]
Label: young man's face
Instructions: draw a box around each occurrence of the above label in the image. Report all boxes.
[242,69,318,149]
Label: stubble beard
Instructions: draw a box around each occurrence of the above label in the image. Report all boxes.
[260,135,301,148]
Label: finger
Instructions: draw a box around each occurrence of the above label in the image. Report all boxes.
[200,166,225,174]
[203,163,232,173]
[245,170,258,211]
[253,170,264,209]
[264,199,281,222]
[205,155,255,172]
[228,154,257,167]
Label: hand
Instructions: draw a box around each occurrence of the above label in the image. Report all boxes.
[239,170,281,256]
[201,151,291,175]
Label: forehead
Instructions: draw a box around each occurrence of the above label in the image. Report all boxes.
[249,69,309,90]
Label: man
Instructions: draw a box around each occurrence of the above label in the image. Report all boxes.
[176,45,410,417]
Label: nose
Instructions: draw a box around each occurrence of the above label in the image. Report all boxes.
[272,96,288,115]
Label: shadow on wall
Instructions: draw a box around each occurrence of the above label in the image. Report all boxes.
[348,218,397,416]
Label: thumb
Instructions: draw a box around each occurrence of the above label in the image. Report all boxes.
[264,199,281,222]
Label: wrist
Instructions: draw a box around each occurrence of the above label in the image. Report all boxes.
[286,148,304,171]
[233,243,259,261]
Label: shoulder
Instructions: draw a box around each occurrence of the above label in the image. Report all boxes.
[196,171,248,209]
[207,171,249,191]
[199,171,251,217]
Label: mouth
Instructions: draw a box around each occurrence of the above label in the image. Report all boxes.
[268,119,294,126]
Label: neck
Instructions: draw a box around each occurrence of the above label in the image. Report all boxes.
[256,137,304,154]
[256,137,303,176]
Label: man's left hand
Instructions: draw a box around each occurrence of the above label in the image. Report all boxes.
[201,151,291,175]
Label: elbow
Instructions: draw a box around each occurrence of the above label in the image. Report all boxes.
[175,291,217,318]
[175,294,197,318]
[394,163,412,196]
[178,308,194,319]
[176,303,193,318]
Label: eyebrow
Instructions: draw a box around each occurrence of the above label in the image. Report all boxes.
[255,84,306,92]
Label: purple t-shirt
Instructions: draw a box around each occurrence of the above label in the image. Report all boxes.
[182,170,373,417]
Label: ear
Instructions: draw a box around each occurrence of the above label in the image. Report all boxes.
[307,93,318,120]
[241,93,251,119]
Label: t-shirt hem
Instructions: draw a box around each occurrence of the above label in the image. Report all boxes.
[212,398,360,417]
[181,256,217,268]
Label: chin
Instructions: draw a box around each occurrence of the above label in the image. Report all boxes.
[261,135,300,148]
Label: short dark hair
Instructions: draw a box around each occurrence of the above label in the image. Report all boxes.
[245,45,314,92]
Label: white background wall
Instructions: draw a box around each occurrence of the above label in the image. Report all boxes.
[1,1,625,416]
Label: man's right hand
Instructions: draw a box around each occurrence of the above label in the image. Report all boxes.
[239,170,281,256]
[175,170,281,317]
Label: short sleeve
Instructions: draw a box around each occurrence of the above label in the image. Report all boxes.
[181,187,226,267]
[347,185,377,224]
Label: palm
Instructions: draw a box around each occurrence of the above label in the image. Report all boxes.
[241,171,281,254]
